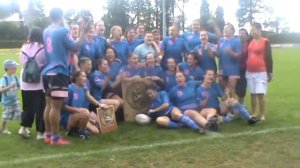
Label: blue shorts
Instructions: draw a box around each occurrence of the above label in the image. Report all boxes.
[148,108,172,120]
[222,66,240,77]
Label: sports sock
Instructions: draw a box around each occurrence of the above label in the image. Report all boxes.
[179,115,200,130]
[233,103,251,120]
[167,121,183,128]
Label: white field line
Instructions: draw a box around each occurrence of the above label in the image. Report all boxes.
[0,125,299,166]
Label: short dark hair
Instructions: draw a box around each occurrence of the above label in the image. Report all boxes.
[225,23,235,33]
[79,57,91,65]
[151,29,160,34]
[71,70,84,83]
[49,8,63,22]
[239,28,249,36]
[28,27,43,44]
[96,58,108,69]
[146,83,158,91]
[251,22,262,30]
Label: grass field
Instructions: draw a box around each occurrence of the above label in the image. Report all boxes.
[0,48,299,168]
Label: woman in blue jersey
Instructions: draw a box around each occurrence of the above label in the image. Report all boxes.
[105,47,122,82]
[163,58,177,92]
[168,71,211,130]
[146,83,205,133]
[125,28,144,52]
[78,25,99,69]
[194,31,217,72]
[160,25,189,69]
[178,51,204,82]
[182,19,220,49]
[142,52,164,88]
[61,71,103,139]
[196,70,259,128]
[217,23,242,94]
[108,25,131,65]
[90,59,123,107]
[111,53,143,92]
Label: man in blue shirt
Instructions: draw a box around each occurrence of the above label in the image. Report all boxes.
[217,23,242,94]
[42,8,89,145]
[160,26,190,69]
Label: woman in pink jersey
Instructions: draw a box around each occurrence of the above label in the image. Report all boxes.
[246,22,273,120]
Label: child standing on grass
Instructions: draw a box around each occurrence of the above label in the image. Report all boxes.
[0,59,22,134]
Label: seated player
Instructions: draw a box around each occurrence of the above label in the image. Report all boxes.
[219,90,260,125]
[61,71,105,139]
[146,83,204,134]
[168,71,211,131]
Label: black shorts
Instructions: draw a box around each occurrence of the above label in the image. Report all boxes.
[43,74,69,100]
[236,71,247,98]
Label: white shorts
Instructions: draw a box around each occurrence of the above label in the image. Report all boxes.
[246,71,268,94]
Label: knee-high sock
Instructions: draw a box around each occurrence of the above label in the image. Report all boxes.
[233,103,251,120]
[179,115,200,130]
[167,121,183,128]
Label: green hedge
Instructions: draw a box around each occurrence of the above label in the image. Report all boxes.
[0,40,24,49]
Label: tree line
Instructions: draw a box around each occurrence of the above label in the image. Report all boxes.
[0,0,298,48]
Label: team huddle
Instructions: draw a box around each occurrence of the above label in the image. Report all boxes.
[0,8,272,145]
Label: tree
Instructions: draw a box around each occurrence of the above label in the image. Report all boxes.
[128,0,156,30]
[214,6,225,34]
[22,0,49,30]
[263,17,289,34]
[174,0,188,31]
[200,0,213,32]
[236,0,266,27]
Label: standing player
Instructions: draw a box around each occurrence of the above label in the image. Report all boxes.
[42,8,89,145]
[125,28,143,52]
[217,23,242,94]
[78,25,99,69]
[109,25,131,65]
[93,20,107,60]
[135,24,145,40]
[194,31,217,72]
[160,25,189,69]
[181,19,220,49]
[246,22,273,120]
[133,32,160,64]
[236,28,250,104]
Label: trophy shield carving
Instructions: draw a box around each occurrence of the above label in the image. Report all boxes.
[122,79,151,121]
[96,106,118,133]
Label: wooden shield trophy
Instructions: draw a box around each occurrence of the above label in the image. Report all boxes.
[96,105,118,133]
[122,78,151,121]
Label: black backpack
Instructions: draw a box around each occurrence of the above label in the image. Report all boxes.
[21,47,44,83]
